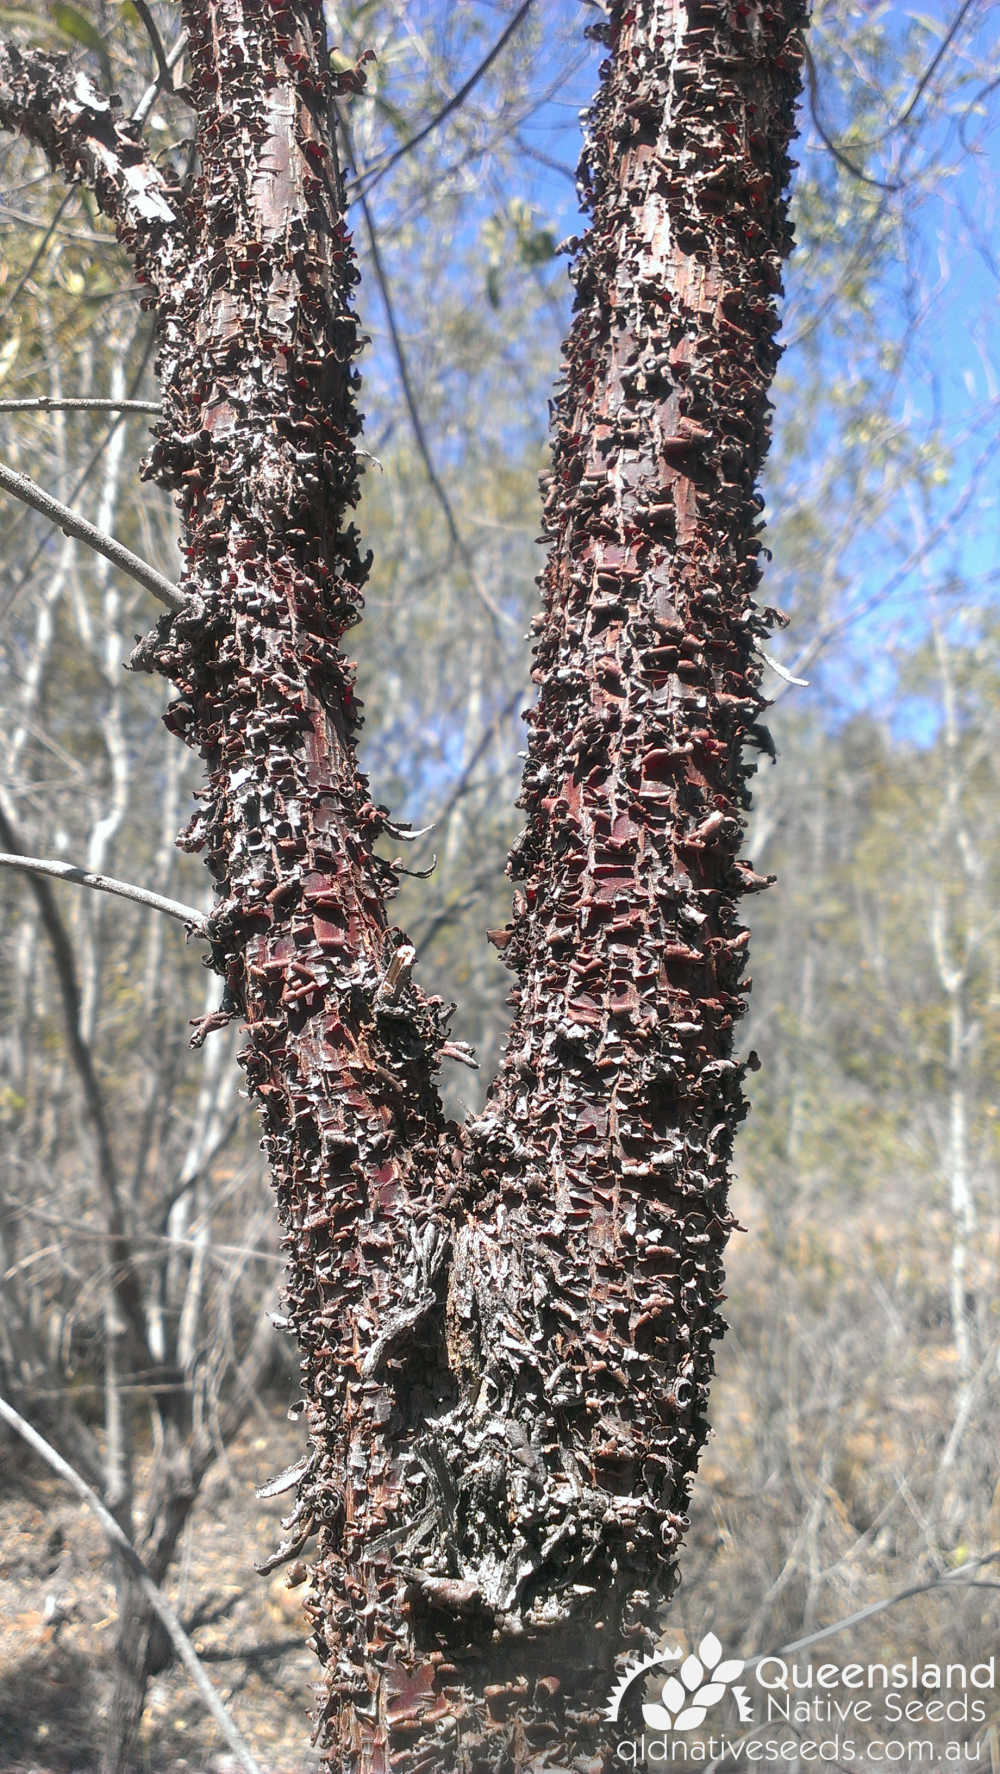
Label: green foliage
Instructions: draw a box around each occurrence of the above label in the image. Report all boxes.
[51,3,110,67]
[0,2,112,83]
[482,198,558,308]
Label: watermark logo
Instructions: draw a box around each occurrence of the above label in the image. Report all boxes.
[608,1634,999,1766]
[605,1632,755,1731]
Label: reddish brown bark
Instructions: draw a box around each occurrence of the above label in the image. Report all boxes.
[376,2,807,1764]
[0,1,806,1769]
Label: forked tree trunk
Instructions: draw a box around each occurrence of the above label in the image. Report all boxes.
[0,1,806,1769]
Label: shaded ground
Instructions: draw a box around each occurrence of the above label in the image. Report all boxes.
[0,1398,324,1774]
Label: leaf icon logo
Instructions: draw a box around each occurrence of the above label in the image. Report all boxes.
[640,1633,745,1733]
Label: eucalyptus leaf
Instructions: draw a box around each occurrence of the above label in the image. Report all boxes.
[51,2,114,85]
[0,7,62,34]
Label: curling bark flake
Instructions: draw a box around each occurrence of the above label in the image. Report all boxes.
[0,0,806,1768]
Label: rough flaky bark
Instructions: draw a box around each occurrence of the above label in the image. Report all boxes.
[1,2,806,1770]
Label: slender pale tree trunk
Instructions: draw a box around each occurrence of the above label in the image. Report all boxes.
[1,0,806,1767]
[929,618,982,1528]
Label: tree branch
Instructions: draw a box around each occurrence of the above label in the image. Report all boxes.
[0,396,161,414]
[351,0,535,199]
[0,40,186,286]
[1,327,160,626]
[0,187,73,329]
[803,44,902,191]
[337,108,511,634]
[756,1549,1000,1666]
[0,853,207,933]
[0,793,149,1360]
[704,1551,1000,1772]
[0,1394,264,1774]
[132,29,188,129]
[130,0,174,97]
[0,459,184,611]
[860,0,979,146]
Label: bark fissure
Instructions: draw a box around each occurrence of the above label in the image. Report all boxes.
[0,2,806,1769]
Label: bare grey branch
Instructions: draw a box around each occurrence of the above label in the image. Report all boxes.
[0,1394,265,1774]
[0,397,161,414]
[0,459,185,611]
[0,852,207,933]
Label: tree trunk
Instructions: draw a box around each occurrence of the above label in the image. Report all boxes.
[102,1562,156,1774]
[1,1,807,1769]
[407,4,807,1764]
[101,1520,192,1774]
